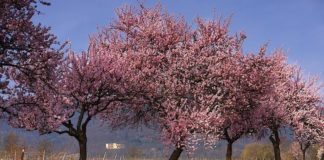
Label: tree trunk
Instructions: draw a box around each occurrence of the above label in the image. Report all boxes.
[299,142,309,160]
[269,129,281,160]
[169,147,183,160]
[226,141,233,160]
[273,141,281,160]
[302,149,306,160]
[77,133,87,160]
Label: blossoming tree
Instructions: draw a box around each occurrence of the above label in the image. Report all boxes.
[290,72,323,160]
[98,4,247,160]
[254,52,323,160]
[0,0,63,111]
[6,39,133,160]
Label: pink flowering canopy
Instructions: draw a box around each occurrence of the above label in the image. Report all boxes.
[290,71,324,149]
[6,37,130,132]
[94,5,324,154]
[0,0,64,112]
[4,34,137,160]
[2,3,323,160]
[93,4,250,152]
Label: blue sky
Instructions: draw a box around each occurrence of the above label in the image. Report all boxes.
[34,0,324,77]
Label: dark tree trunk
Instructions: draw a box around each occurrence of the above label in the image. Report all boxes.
[169,147,183,160]
[226,141,233,160]
[302,149,306,160]
[78,133,87,160]
[272,141,281,160]
[56,108,92,160]
[223,127,240,160]
[269,129,281,160]
[300,143,309,160]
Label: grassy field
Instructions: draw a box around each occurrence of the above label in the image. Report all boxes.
[0,152,224,160]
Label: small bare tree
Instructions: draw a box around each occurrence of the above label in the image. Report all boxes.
[3,132,24,159]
